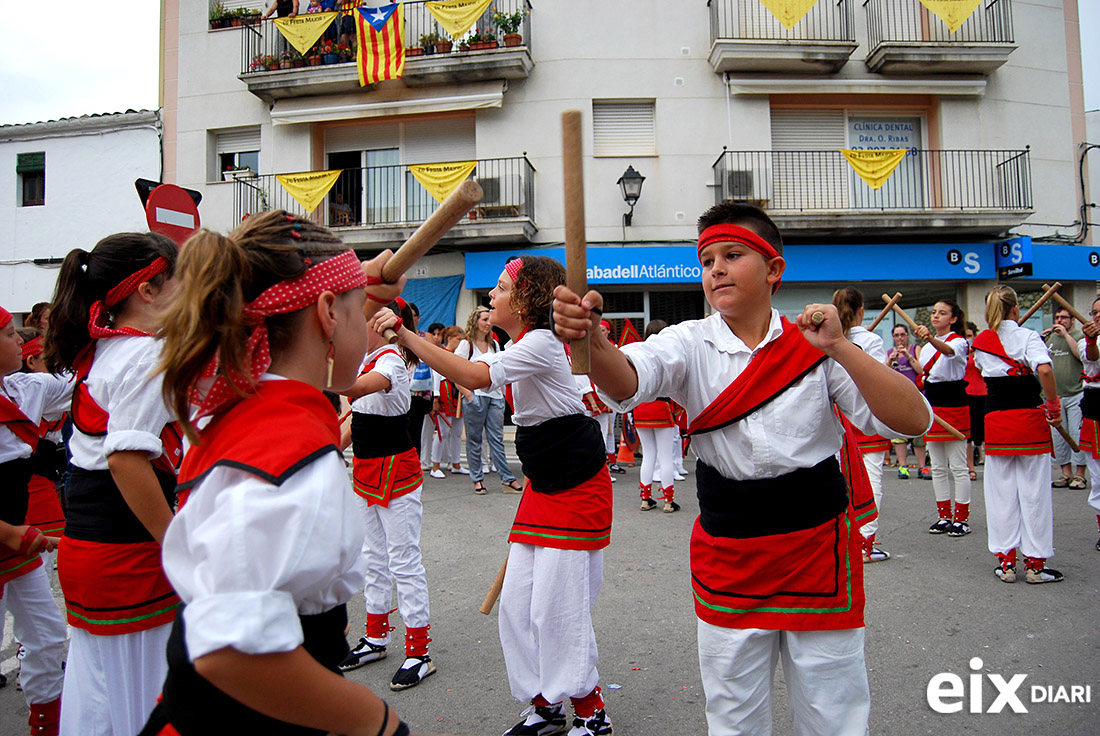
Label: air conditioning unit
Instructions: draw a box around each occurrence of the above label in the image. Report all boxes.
[475,174,525,218]
[727,170,754,199]
[479,176,502,204]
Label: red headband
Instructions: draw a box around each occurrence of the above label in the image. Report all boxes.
[600,319,611,331]
[0,306,10,330]
[87,256,171,339]
[395,296,407,312]
[697,224,782,293]
[197,250,367,418]
[21,336,43,359]
[505,258,523,283]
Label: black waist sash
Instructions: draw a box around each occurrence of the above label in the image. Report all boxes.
[140,603,349,736]
[30,438,67,482]
[924,379,967,407]
[1082,389,1100,421]
[65,465,177,544]
[0,458,33,525]
[514,414,607,493]
[696,456,848,539]
[984,375,1042,412]
[351,412,412,459]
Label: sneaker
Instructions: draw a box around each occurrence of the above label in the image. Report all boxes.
[609,475,617,483]
[429,469,446,479]
[338,638,387,672]
[568,709,612,736]
[863,547,891,563]
[947,521,971,537]
[639,498,657,511]
[994,564,1016,583]
[897,467,910,479]
[608,464,626,474]
[918,467,932,480]
[1025,567,1065,584]
[1069,476,1088,490]
[928,518,952,534]
[503,703,568,736]
[390,655,436,691]
[663,500,680,513]
[1052,476,1070,488]
[673,473,686,482]
[451,466,470,475]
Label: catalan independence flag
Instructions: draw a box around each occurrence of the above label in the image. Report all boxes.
[356,3,405,86]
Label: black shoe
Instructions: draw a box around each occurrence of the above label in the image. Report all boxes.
[608,464,626,474]
[570,708,613,736]
[639,498,657,511]
[390,655,436,691]
[946,521,971,537]
[1025,566,1065,584]
[663,500,680,513]
[928,518,951,534]
[338,637,387,672]
[503,703,568,736]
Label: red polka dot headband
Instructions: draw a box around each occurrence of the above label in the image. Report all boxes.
[505,257,523,283]
[87,257,171,339]
[197,249,367,418]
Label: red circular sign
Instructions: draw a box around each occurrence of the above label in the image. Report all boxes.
[146,184,200,244]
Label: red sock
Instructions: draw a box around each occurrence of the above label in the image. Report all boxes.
[608,453,616,465]
[404,625,431,657]
[1024,556,1045,572]
[936,500,952,520]
[532,694,554,708]
[365,612,392,640]
[863,534,876,553]
[570,686,604,719]
[995,549,1017,569]
[953,502,969,523]
[660,486,674,502]
[639,483,652,500]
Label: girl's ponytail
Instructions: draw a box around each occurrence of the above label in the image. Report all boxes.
[44,249,92,372]
[985,285,1017,332]
[832,287,864,336]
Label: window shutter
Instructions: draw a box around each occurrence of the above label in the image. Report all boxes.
[769,110,848,209]
[16,152,45,173]
[325,123,399,154]
[403,118,476,163]
[593,100,656,156]
[770,110,846,150]
[216,127,261,154]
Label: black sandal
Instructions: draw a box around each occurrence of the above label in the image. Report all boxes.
[473,481,487,495]
[502,479,523,494]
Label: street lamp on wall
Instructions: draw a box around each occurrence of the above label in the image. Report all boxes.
[617,165,645,227]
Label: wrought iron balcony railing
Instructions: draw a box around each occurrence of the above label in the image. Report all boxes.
[709,0,855,42]
[864,0,1014,49]
[240,0,531,76]
[713,148,1032,213]
[232,156,535,228]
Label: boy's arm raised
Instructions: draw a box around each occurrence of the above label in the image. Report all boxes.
[552,285,638,401]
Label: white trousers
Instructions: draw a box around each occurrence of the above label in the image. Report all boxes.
[1085,455,1100,513]
[1051,392,1086,467]
[431,416,463,465]
[859,451,885,539]
[983,454,1054,559]
[927,440,971,505]
[697,621,870,736]
[0,564,66,704]
[593,413,612,457]
[605,413,618,455]
[360,488,429,638]
[420,419,435,467]
[499,543,602,705]
[59,623,171,736]
[638,426,677,490]
[672,429,686,474]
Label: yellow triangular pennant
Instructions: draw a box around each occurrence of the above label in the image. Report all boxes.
[276,170,343,213]
[758,0,821,30]
[409,161,477,204]
[425,0,494,39]
[841,149,908,190]
[273,12,337,56]
[920,0,983,34]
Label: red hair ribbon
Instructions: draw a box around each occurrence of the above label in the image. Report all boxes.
[0,306,11,330]
[21,336,43,359]
[395,296,407,311]
[87,256,171,339]
[197,250,367,418]
[505,257,523,283]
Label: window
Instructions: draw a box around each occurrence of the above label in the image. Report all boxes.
[213,127,261,180]
[17,152,44,207]
[593,100,656,157]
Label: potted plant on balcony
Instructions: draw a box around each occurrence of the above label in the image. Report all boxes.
[492,9,526,46]
[337,44,354,62]
[264,54,280,70]
[419,32,439,54]
[228,7,243,27]
[209,2,229,29]
[241,7,261,26]
[223,164,256,182]
[279,50,294,69]
[436,35,453,53]
[320,40,339,64]
[467,28,498,51]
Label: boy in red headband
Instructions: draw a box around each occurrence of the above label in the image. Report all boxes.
[552,202,931,735]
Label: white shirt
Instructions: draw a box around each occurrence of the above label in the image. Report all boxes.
[478,328,586,426]
[973,321,1052,378]
[1078,336,1100,388]
[917,334,969,383]
[69,336,176,471]
[0,372,73,463]
[350,347,410,417]
[162,378,367,661]
[455,339,504,399]
[848,326,887,362]
[601,310,932,481]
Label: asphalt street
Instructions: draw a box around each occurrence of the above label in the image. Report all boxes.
[1,449,1097,735]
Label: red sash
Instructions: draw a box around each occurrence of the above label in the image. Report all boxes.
[360,348,401,377]
[851,427,891,454]
[26,474,65,536]
[0,538,44,587]
[925,404,971,442]
[922,332,962,375]
[687,318,826,436]
[1081,417,1100,458]
[971,329,1031,375]
[633,399,675,428]
[582,379,610,416]
[352,450,423,507]
[0,394,40,451]
[509,466,614,551]
[972,330,1051,456]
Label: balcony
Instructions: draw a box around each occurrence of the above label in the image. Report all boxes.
[233,156,537,249]
[713,148,1032,239]
[708,0,857,74]
[238,0,532,101]
[864,0,1016,74]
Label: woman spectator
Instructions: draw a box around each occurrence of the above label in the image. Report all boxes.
[886,323,926,475]
[454,307,521,494]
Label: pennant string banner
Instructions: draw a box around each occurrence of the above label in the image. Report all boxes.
[841,149,909,191]
[273,12,337,55]
[919,0,983,34]
[425,0,494,39]
[276,170,343,213]
[758,0,820,31]
[409,161,477,203]
[356,3,405,86]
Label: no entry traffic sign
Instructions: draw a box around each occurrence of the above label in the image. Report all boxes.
[145,184,201,244]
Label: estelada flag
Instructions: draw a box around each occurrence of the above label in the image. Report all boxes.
[618,318,641,347]
[356,2,405,87]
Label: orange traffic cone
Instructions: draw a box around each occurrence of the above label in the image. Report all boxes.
[616,436,635,466]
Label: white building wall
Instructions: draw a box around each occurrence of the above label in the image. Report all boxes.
[0,114,162,314]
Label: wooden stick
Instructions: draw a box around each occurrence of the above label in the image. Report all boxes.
[869,292,903,331]
[562,109,590,374]
[378,179,483,342]
[1018,282,1062,325]
[1055,422,1081,453]
[881,293,921,334]
[810,311,825,326]
[932,415,966,442]
[479,554,508,615]
[1041,284,1091,325]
